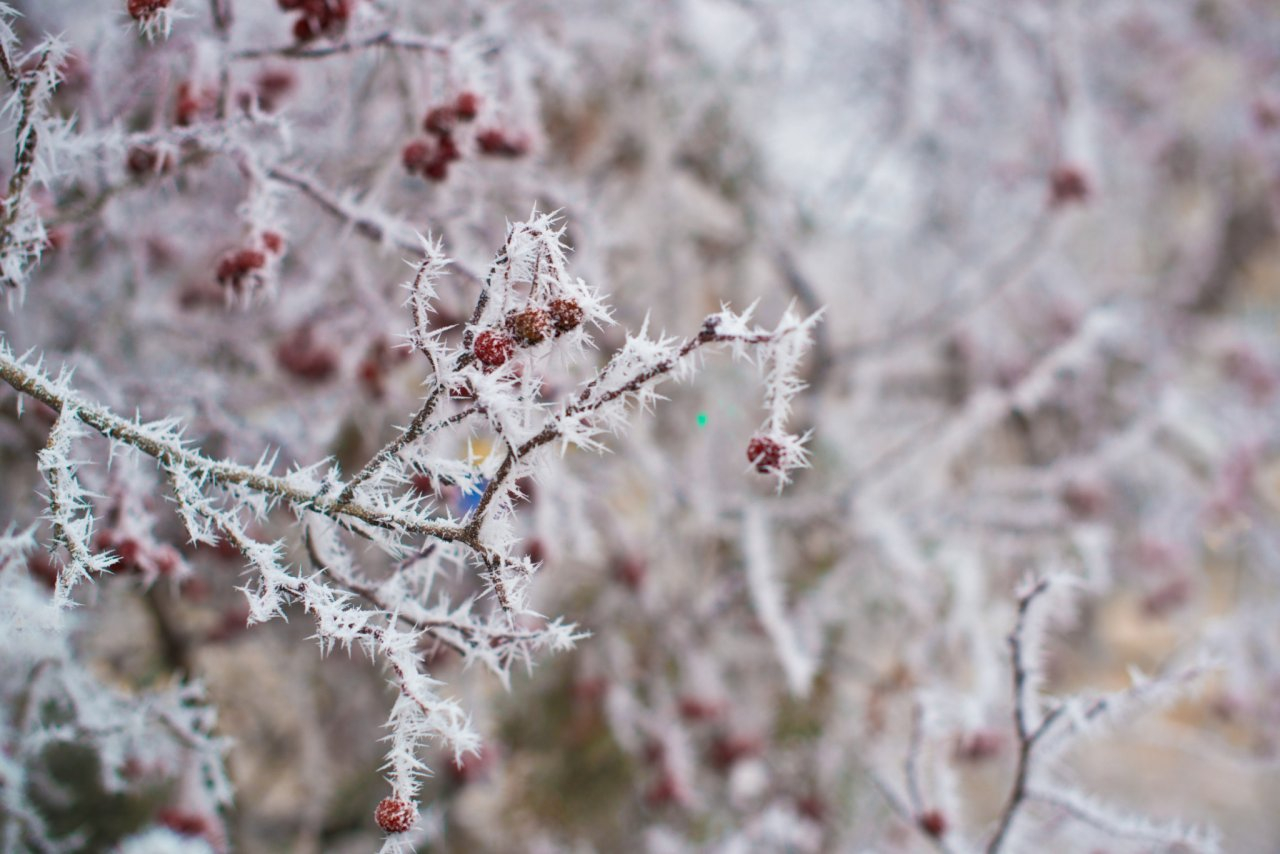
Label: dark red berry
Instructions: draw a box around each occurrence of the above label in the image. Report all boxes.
[437,133,461,163]
[455,91,481,120]
[374,797,417,834]
[128,0,170,20]
[476,129,529,158]
[423,106,459,137]
[548,298,584,334]
[473,330,514,368]
[919,810,947,838]
[746,436,783,474]
[402,139,432,173]
[261,231,285,254]
[292,15,318,42]
[1049,164,1089,207]
[505,308,552,346]
[422,156,450,182]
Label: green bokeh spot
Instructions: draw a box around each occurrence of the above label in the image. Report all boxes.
[696,411,709,427]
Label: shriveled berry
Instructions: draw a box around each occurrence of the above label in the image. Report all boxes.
[548,298,584,334]
[473,330,514,368]
[746,436,783,474]
[505,308,552,346]
[374,797,417,834]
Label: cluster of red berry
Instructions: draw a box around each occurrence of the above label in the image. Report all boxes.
[126,0,170,22]
[471,299,584,369]
[402,92,530,183]
[215,232,284,294]
[277,0,353,42]
[401,92,479,182]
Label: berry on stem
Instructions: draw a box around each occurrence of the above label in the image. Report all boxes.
[548,298,584,334]
[505,308,552,346]
[473,330,515,368]
[127,0,170,21]
[374,797,417,834]
[746,436,783,474]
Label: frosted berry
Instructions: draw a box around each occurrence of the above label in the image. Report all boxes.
[261,231,285,254]
[746,436,783,474]
[548,298,584,334]
[216,248,267,285]
[455,91,481,120]
[128,0,170,20]
[505,308,552,346]
[473,330,514,368]
[374,797,417,834]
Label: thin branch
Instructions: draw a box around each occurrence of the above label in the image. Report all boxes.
[230,31,454,63]
[0,344,467,543]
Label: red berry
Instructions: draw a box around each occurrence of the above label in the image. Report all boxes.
[127,0,170,20]
[234,249,266,272]
[505,308,552,346]
[746,436,783,474]
[261,231,285,254]
[374,797,417,834]
[476,129,529,158]
[919,810,947,838]
[278,0,304,8]
[455,91,481,120]
[423,106,458,137]
[473,330,514,368]
[292,15,318,42]
[422,156,450,182]
[1049,164,1089,207]
[402,139,432,173]
[437,133,461,163]
[548,298,584,334]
